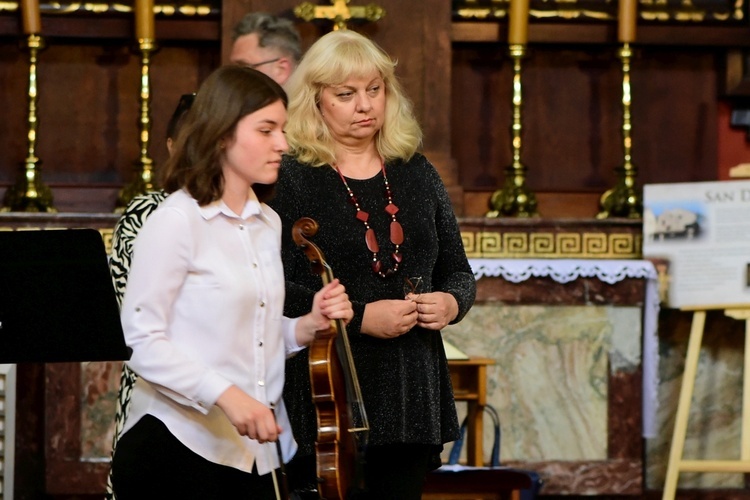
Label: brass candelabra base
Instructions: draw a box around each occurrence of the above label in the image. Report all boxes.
[487,165,538,218]
[2,159,56,213]
[115,159,155,212]
[597,165,642,219]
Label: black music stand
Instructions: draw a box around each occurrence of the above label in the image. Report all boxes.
[0,228,129,363]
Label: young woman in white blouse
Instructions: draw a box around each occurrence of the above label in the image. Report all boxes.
[110,65,352,499]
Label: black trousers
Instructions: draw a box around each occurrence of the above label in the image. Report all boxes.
[363,443,437,499]
[286,443,438,500]
[111,414,277,500]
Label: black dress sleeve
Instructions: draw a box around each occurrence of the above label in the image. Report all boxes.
[423,157,476,324]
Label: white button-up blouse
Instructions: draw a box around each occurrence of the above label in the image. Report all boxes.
[120,188,302,475]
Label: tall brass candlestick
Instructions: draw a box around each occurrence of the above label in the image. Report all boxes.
[487,44,538,217]
[2,34,55,212]
[597,43,642,219]
[116,38,156,211]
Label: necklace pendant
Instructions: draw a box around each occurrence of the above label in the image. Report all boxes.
[365,228,379,253]
[390,221,404,245]
[385,203,399,215]
[356,210,369,222]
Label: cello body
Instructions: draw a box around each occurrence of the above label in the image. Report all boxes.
[292,217,369,500]
[308,324,360,499]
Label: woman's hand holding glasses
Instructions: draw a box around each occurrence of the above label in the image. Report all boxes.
[403,277,459,330]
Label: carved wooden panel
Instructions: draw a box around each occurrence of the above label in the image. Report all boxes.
[452,44,719,199]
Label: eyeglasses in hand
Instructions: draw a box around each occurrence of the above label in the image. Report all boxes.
[403,276,424,299]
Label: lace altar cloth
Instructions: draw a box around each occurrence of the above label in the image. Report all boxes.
[469,258,659,438]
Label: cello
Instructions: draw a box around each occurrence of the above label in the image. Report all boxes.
[292,217,369,500]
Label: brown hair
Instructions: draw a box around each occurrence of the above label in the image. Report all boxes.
[161,65,288,204]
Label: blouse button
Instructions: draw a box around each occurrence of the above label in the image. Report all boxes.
[260,301,265,307]
[253,263,258,268]
[259,341,263,347]
[258,380,265,387]
[239,225,245,230]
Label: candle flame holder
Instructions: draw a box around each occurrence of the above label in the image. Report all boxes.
[487,44,538,218]
[116,38,157,212]
[2,34,55,212]
[597,43,642,219]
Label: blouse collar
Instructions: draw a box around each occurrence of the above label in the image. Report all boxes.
[195,189,267,222]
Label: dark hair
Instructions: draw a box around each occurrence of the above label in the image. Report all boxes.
[232,12,302,64]
[160,66,288,205]
[166,93,195,141]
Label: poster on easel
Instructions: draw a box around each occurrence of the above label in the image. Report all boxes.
[643,179,750,309]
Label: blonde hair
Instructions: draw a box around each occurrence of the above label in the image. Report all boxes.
[284,30,422,167]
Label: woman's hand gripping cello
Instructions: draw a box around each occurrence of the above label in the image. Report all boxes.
[216,279,352,443]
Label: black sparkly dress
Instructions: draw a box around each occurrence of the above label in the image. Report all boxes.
[269,153,476,463]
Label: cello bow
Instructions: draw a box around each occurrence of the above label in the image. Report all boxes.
[292,217,369,500]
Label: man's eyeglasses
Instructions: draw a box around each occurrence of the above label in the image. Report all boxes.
[247,58,280,69]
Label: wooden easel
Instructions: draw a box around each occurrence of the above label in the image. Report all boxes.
[662,307,750,500]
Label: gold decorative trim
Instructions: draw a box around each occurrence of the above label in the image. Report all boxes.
[462,230,642,259]
[454,0,744,23]
[0,2,216,16]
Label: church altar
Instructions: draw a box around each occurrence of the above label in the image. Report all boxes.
[441,240,654,494]
[467,257,659,439]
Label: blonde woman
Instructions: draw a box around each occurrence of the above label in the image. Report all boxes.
[270,30,476,499]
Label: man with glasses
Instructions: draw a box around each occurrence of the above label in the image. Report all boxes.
[230,12,302,87]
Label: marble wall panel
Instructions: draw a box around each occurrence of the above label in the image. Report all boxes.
[80,361,122,461]
[442,303,641,463]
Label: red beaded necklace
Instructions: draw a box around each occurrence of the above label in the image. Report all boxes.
[336,162,403,278]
